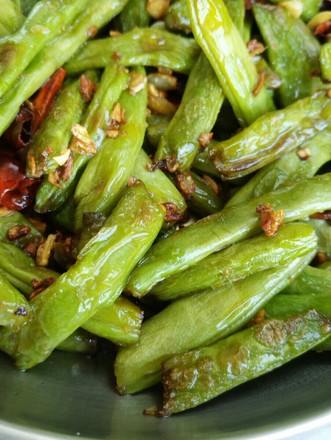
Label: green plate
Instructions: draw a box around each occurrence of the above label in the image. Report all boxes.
[0,348,331,439]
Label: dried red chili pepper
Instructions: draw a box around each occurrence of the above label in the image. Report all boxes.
[0,151,39,210]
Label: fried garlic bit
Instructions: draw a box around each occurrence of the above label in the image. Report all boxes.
[296,146,312,160]
[176,172,196,199]
[147,83,177,117]
[106,102,126,139]
[129,71,147,95]
[70,124,97,155]
[36,234,57,267]
[256,203,284,237]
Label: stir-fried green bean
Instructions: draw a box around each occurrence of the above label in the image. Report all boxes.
[0,0,331,419]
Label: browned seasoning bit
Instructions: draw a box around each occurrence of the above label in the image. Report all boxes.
[162,203,185,222]
[202,174,220,194]
[247,39,266,56]
[79,74,97,103]
[87,25,98,38]
[315,251,329,265]
[49,153,74,186]
[30,277,56,299]
[70,124,97,155]
[23,242,39,258]
[198,132,213,149]
[106,102,126,138]
[112,51,122,61]
[128,176,138,187]
[296,147,312,160]
[176,172,196,199]
[7,225,31,240]
[253,72,266,97]
[256,203,284,237]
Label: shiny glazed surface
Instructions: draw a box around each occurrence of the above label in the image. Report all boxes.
[0,348,331,439]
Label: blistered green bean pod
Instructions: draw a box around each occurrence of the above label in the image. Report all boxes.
[252,4,321,107]
[145,114,170,149]
[133,149,187,215]
[126,174,331,297]
[64,28,200,75]
[0,0,129,137]
[0,0,24,37]
[0,273,31,330]
[116,253,315,393]
[82,297,143,346]
[56,329,99,354]
[181,170,224,217]
[74,67,148,231]
[0,241,143,346]
[306,218,331,255]
[119,0,150,31]
[5,181,164,369]
[0,210,43,249]
[35,63,129,213]
[153,310,331,415]
[0,0,88,99]
[265,293,331,319]
[155,53,224,172]
[187,0,275,126]
[26,72,98,178]
[226,128,331,207]
[150,223,315,301]
[269,0,322,22]
[165,0,191,34]
[320,41,331,82]
[0,242,59,296]
[192,142,220,178]
[209,92,331,180]
[165,0,245,39]
[282,265,331,296]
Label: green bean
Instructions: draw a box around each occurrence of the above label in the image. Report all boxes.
[0,273,31,330]
[155,53,224,172]
[119,0,150,32]
[82,297,143,346]
[57,329,99,355]
[164,0,191,35]
[115,253,315,393]
[153,310,330,415]
[74,67,148,231]
[306,218,331,254]
[0,241,143,345]
[8,181,164,370]
[35,63,129,213]
[282,265,331,296]
[269,0,322,22]
[0,0,24,37]
[252,4,321,107]
[265,293,331,319]
[0,242,59,296]
[133,149,187,215]
[126,174,331,297]
[26,73,96,178]
[64,28,200,75]
[179,170,224,217]
[0,210,43,249]
[187,0,275,126]
[150,222,316,301]
[0,0,129,137]
[226,128,331,207]
[209,92,331,180]
[0,0,88,99]
[320,41,331,82]
[145,114,170,149]
[165,0,245,37]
